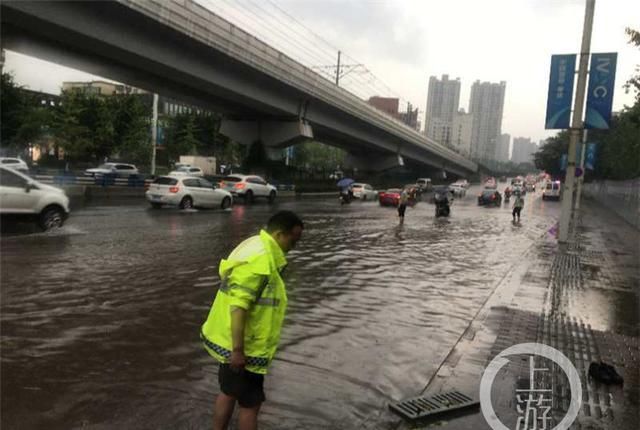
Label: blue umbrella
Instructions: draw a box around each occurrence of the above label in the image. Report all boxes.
[336,178,355,188]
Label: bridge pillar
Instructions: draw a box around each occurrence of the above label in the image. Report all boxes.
[219,119,313,149]
[344,152,405,172]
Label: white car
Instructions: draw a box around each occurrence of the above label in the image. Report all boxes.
[454,179,470,188]
[168,166,204,177]
[0,157,29,173]
[219,174,277,203]
[351,183,378,201]
[146,176,232,209]
[449,183,467,197]
[0,166,70,230]
[85,163,139,177]
[542,181,562,201]
[416,178,432,191]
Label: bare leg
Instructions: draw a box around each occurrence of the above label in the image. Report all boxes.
[238,404,261,430]
[213,393,236,430]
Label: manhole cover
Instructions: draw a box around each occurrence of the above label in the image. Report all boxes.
[389,391,479,421]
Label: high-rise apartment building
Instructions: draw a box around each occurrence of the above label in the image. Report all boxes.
[424,75,461,146]
[511,137,537,164]
[451,109,473,157]
[468,80,506,162]
[497,133,511,163]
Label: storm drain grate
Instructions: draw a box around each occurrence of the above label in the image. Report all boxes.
[389,391,479,421]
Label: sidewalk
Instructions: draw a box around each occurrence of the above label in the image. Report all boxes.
[392,198,639,429]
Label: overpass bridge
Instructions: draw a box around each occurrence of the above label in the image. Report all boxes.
[1,0,477,176]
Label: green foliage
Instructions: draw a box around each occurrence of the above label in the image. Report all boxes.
[624,27,640,101]
[54,90,92,161]
[165,113,201,161]
[112,95,150,165]
[243,140,267,172]
[533,131,569,177]
[291,141,345,170]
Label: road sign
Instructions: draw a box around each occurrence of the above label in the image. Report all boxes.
[585,53,617,129]
[545,54,576,129]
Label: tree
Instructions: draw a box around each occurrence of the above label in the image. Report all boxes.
[54,90,92,161]
[533,131,569,178]
[112,95,150,165]
[624,27,640,101]
[165,113,200,162]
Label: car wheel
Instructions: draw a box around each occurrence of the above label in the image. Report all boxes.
[39,206,65,231]
[221,196,231,210]
[150,202,162,209]
[245,190,254,204]
[180,196,193,209]
[268,191,276,204]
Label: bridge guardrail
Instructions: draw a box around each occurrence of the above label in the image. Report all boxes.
[122,0,476,173]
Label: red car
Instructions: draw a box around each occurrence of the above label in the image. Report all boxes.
[379,188,402,206]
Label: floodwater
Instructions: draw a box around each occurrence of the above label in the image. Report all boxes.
[1,187,560,429]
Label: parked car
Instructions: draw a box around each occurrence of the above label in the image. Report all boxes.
[0,157,29,173]
[449,183,467,197]
[542,181,562,201]
[478,190,502,206]
[84,162,139,177]
[379,188,402,206]
[351,183,378,201]
[168,166,205,177]
[0,166,70,230]
[416,178,432,191]
[145,176,232,209]
[219,174,277,203]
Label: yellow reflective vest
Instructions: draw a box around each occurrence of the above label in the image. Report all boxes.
[201,230,288,374]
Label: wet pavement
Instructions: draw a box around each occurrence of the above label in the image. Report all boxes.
[399,199,639,430]
[2,186,569,429]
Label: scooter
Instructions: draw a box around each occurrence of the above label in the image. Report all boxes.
[339,191,352,205]
[435,200,450,217]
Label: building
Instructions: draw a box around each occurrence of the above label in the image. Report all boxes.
[511,137,537,164]
[451,109,473,157]
[62,80,146,96]
[497,133,511,163]
[468,80,506,162]
[367,96,399,116]
[367,96,419,131]
[424,75,461,146]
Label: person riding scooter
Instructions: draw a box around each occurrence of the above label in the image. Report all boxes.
[339,185,353,205]
[434,188,452,217]
[504,186,512,202]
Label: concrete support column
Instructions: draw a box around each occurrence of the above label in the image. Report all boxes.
[219,119,313,149]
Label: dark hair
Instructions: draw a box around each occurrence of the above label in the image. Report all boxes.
[266,210,304,233]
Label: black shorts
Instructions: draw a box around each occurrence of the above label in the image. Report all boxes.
[513,207,522,217]
[218,363,265,408]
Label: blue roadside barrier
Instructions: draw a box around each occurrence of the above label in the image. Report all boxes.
[128,174,146,187]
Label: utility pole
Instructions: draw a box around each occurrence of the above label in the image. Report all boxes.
[151,93,158,176]
[575,128,588,210]
[335,51,341,85]
[558,0,595,243]
[312,51,362,87]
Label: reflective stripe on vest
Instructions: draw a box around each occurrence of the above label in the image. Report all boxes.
[200,332,269,368]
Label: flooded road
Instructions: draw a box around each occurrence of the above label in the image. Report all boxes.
[1,187,560,429]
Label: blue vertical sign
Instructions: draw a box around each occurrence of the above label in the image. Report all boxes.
[585,143,597,170]
[560,154,568,171]
[545,54,576,129]
[585,53,617,129]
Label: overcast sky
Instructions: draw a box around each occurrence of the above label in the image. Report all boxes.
[4,0,639,144]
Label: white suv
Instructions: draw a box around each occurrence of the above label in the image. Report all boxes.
[220,174,277,203]
[0,166,70,230]
[84,163,139,177]
[0,157,29,173]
